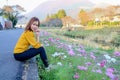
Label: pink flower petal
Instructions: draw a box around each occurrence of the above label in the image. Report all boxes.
[73,73,79,79]
[77,66,88,71]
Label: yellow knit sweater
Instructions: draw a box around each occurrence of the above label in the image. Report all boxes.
[14,30,41,54]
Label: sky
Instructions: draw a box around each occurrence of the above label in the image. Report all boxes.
[89,0,120,5]
[0,0,48,13]
[0,0,120,14]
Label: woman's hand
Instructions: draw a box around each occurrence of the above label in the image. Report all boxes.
[33,26,40,36]
[35,29,40,36]
[35,28,40,42]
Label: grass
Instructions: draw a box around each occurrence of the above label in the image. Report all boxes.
[43,27,120,48]
[36,28,120,80]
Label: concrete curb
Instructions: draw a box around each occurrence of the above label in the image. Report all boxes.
[22,57,39,80]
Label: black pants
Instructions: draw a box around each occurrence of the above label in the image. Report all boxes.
[14,47,49,67]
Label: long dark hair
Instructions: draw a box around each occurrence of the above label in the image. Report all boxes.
[25,17,40,31]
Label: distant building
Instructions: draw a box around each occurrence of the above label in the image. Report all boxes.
[112,15,120,22]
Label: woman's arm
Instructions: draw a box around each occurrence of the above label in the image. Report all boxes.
[35,29,40,42]
[24,31,41,48]
[36,35,39,42]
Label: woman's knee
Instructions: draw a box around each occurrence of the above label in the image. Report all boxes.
[39,46,44,49]
[38,46,45,51]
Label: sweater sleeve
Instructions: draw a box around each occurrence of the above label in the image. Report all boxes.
[24,31,41,48]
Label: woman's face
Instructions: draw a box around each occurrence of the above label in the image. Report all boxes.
[31,21,39,32]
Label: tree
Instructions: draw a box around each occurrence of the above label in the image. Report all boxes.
[78,9,90,26]
[61,16,76,26]
[2,5,25,28]
[90,8,104,19]
[46,9,67,20]
[57,9,66,18]
[41,18,63,27]
[51,14,58,19]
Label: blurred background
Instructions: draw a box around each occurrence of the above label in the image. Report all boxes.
[0,0,120,29]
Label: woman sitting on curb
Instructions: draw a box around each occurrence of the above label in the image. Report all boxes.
[13,17,49,69]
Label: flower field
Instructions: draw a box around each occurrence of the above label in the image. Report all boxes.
[37,28,120,80]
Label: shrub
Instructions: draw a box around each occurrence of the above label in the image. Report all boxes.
[41,18,63,27]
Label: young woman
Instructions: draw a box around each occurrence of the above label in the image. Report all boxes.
[13,17,49,68]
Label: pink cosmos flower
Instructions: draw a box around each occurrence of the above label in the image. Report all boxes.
[114,51,120,56]
[106,68,114,73]
[68,49,75,56]
[77,48,86,56]
[48,37,53,41]
[85,62,92,66]
[44,32,49,36]
[113,76,119,80]
[90,54,96,60]
[90,52,94,55]
[106,72,115,79]
[96,69,102,74]
[77,66,88,71]
[100,60,106,67]
[79,49,86,54]
[73,73,79,79]
[79,45,84,49]
[90,52,96,60]
[106,68,115,79]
